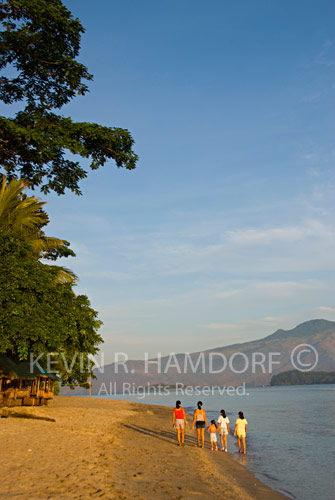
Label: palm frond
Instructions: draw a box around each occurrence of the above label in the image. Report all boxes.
[30,236,66,257]
[0,175,48,233]
[50,265,78,285]
[1,176,77,285]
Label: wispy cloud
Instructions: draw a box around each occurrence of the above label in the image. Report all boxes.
[137,218,335,277]
[316,50,335,67]
[314,306,335,322]
[316,306,335,313]
[206,315,294,333]
[301,91,325,103]
[80,271,135,281]
[226,226,305,244]
[214,280,325,302]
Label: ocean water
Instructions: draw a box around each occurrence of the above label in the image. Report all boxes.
[93,385,335,500]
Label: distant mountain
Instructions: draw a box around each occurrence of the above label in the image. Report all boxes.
[62,319,335,394]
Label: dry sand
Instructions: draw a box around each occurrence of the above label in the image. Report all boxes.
[0,396,288,500]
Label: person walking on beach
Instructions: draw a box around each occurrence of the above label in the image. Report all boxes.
[207,420,219,451]
[172,400,188,446]
[192,401,208,448]
[218,409,230,452]
[234,410,248,454]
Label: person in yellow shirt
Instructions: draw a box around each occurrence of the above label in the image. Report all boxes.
[234,411,248,454]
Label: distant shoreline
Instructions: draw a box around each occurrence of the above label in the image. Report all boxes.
[62,381,335,398]
[271,370,335,386]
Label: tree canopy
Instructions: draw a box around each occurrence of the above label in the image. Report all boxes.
[0,177,103,386]
[0,0,138,194]
[270,370,335,386]
[0,229,103,386]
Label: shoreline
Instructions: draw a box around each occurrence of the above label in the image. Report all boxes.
[0,396,288,499]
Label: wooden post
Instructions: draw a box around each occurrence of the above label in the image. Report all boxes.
[89,374,91,397]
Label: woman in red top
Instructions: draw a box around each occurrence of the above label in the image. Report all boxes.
[172,400,188,446]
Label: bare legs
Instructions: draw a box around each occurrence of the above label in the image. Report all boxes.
[224,434,228,451]
[201,428,205,448]
[220,433,228,451]
[237,436,246,454]
[177,427,181,445]
[219,431,228,451]
[211,440,218,451]
[196,427,205,447]
[177,427,185,446]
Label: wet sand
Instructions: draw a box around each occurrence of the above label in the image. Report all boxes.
[0,396,288,499]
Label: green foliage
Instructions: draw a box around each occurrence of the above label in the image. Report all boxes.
[0,0,91,108]
[0,1,114,387]
[0,174,77,282]
[0,177,102,387]
[0,0,138,194]
[0,229,103,387]
[270,370,335,386]
[53,380,60,396]
[43,239,75,261]
[0,173,48,232]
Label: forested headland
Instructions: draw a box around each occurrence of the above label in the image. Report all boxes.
[270,370,335,386]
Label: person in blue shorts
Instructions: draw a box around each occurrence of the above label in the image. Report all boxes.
[192,401,208,448]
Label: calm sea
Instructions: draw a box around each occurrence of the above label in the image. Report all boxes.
[92,385,335,500]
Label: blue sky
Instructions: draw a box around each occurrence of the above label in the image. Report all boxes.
[30,1,335,360]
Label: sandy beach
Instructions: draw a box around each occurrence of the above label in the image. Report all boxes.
[0,396,288,500]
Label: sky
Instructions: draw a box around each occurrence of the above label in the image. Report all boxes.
[18,1,335,361]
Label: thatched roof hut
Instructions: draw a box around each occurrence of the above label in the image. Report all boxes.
[0,356,55,379]
[0,356,56,407]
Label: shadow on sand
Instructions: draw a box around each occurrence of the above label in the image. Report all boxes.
[122,423,211,448]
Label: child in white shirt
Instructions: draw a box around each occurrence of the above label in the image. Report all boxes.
[217,409,230,452]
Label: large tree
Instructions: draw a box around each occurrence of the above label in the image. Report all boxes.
[0,0,138,195]
[0,229,103,387]
[0,175,103,386]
